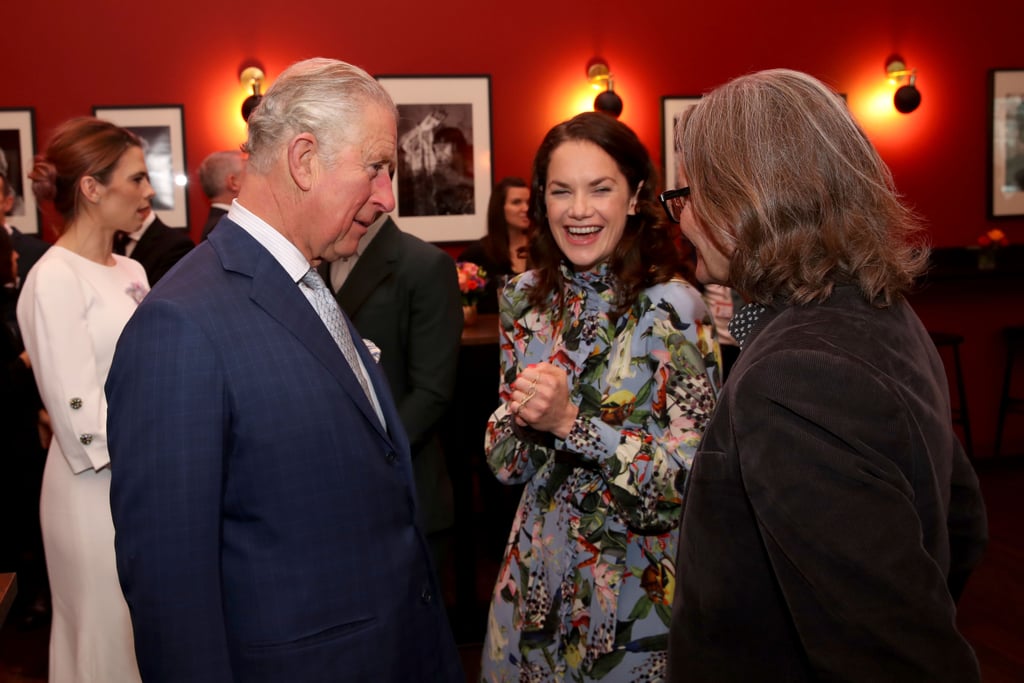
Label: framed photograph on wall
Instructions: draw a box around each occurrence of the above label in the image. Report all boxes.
[0,108,40,235]
[376,75,492,243]
[988,69,1024,218]
[661,96,701,191]
[93,105,189,227]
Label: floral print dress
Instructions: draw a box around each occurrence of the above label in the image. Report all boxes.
[480,264,720,683]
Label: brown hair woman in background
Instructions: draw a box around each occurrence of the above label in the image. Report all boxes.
[17,117,153,683]
[457,176,531,313]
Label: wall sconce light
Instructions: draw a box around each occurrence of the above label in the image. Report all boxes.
[885,55,921,114]
[587,57,623,118]
[239,64,266,122]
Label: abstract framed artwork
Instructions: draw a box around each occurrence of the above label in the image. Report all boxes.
[661,96,701,191]
[0,108,40,235]
[93,104,189,227]
[988,69,1024,218]
[376,75,492,242]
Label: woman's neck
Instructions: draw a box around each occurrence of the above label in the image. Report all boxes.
[58,218,116,266]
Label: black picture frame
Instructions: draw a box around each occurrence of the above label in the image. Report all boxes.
[0,107,40,235]
[376,75,493,243]
[93,104,189,228]
[988,69,1024,219]
[660,96,701,191]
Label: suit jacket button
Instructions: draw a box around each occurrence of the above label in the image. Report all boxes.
[79,433,93,445]
[420,586,432,604]
[385,451,397,463]
[70,397,83,409]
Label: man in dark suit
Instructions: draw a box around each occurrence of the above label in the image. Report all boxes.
[323,213,462,574]
[197,149,245,240]
[115,208,194,285]
[106,58,463,682]
[1,173,49,290]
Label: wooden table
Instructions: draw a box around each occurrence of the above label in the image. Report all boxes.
[460,312,499,346]
[0,573,16,628]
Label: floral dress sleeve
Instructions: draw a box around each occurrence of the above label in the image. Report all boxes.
[485,276,719,533]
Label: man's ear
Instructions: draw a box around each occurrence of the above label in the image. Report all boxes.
[628,180,644,215]
[225,172,242,195]
[287,133,318,192]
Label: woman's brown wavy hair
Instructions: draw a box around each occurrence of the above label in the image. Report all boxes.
[527,112,682,319]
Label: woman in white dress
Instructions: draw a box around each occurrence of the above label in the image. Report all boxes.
[17,117,154,683]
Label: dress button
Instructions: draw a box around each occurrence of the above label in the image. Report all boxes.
[79,434,93,445]
[420,586,432,604]
[70,397,83,409]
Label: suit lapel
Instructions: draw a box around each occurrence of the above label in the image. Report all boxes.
[129,220,156,262]
[212,221,392,441]
[334,218,400,315]
[131,214,171,263]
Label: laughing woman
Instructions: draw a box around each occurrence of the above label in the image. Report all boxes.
[479,112,719,682]
[17,117,153,683]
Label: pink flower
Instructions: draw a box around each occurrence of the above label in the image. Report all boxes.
[455,261,488,305]
[978,228,1009,248]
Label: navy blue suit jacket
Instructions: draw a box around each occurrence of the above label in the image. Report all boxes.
[325,217,462,535]
[107,219,462,682]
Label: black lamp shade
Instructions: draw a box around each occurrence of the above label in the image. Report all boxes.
[594,90,623,118]
[241,94,263,122]
[894,85,921,114]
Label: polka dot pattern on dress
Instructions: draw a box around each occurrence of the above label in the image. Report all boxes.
[728,303,766,348]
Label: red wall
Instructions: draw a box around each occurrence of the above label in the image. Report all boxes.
[6,0,1024,245]
[6,0,1024,453]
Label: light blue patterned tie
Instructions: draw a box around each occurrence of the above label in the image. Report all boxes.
[300,268,373,403]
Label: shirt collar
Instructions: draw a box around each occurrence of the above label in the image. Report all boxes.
[728,302,767,348]
[125,209,157,240]
[227,199,311,284]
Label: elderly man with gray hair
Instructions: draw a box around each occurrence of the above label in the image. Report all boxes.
[107,57,464,683]
[197,149,245,240]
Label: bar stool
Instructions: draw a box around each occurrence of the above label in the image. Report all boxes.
[995,326,1024,457]
[929,331,973,457]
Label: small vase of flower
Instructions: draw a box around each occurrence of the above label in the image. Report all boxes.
[456,261,487,325]
[976,228,1009,271]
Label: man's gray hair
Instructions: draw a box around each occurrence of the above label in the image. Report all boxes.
[197,150,244,198]
[243,58,396,174]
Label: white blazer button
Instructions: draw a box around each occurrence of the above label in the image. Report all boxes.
[70,397,83,409]
[79,434,93,445]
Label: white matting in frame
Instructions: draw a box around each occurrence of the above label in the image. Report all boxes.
[989,69,1024,219]
[377,75,493,243]
[661,96,701,191]
[93,105,189,228]
[0,108,40,235]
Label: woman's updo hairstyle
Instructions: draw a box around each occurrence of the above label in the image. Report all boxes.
[29,117,142,227]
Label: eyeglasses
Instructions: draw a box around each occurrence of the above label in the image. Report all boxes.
[659,187,690,224]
